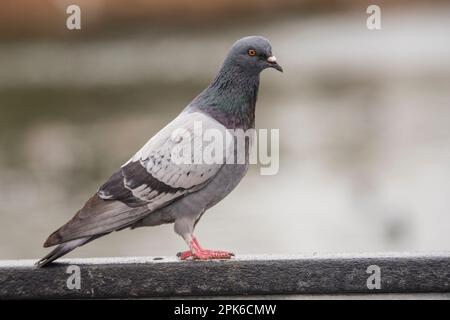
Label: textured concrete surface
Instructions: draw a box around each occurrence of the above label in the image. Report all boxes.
[1,253,449,299]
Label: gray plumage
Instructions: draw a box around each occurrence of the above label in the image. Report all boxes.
[37,36,282,267]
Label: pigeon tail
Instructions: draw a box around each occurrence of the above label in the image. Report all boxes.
[36,236,96,268]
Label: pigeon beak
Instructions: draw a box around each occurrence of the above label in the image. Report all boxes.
[267,55,283,72]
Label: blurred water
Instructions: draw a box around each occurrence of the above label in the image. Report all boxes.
[1,9,450,259]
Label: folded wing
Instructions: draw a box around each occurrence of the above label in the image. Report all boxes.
[44,112,234,246]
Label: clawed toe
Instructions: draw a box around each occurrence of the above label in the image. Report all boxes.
[177,249,234,260]
[178,236,234,260]
[177,250,193,260]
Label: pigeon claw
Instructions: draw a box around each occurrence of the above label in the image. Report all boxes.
[177,237,234,260]
[193,250,234,260]
[178,249,234,260]
[177,250,193,260]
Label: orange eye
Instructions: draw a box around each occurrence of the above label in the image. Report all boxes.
[248,49,256,56]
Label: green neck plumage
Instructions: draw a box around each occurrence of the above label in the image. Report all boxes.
[189,64,260,129]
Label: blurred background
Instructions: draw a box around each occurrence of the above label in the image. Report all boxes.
[1,0,449,260]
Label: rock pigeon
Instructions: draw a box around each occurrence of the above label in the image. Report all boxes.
[36,36,282,267]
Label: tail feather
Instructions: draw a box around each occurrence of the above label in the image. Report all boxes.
[36,236,100,268]
[43,195,150,248]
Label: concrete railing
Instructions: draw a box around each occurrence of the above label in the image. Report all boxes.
[1,253,449,299]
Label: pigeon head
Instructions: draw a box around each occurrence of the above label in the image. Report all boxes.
[223,36,283,74]
[188,36,282,130]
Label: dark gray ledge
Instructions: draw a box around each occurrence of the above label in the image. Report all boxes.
[1,253,449,299]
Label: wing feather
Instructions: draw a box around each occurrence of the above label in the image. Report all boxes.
[45,112,233,246]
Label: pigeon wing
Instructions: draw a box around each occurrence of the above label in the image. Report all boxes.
[44,112,234,246]
[101,111,235,203]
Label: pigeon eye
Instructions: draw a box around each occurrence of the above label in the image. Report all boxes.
[247,49,256,56]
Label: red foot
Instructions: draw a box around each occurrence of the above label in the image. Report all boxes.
[177,237,234,260]
[178,250,193,260]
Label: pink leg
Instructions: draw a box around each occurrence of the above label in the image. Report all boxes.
[177,236,234,260]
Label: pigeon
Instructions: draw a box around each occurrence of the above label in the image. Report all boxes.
[36,36,282,267]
